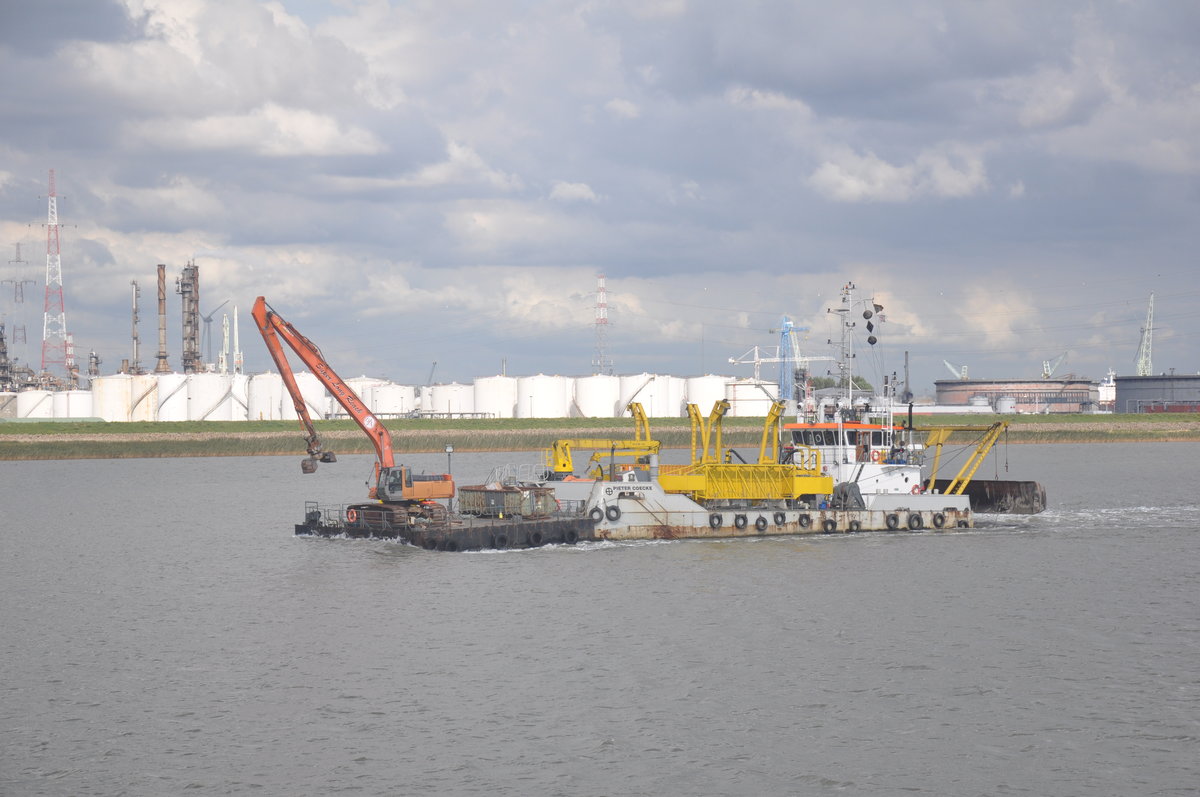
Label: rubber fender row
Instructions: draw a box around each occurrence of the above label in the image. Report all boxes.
[588,505,622,523]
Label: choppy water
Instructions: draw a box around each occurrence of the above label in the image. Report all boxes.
[2,443,1198,796]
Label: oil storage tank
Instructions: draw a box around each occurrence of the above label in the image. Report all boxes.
[685,374,728,415]
[474,375,518,419]
[248,372,283,420]
[53,390,93,419]
[91,375,132,421]
[517,374,572,418]
[280,372,330,420]
[725,378,774,417]
[130,374,159,421]
[371,383,417,417]
[187,373,236,421]
[17,389,54,420]
[430,382,475,416]
[573,374,620,417]
[156,373,189,422]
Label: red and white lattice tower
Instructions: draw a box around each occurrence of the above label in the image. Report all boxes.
[41,169,70,374]
[591,273,614,375]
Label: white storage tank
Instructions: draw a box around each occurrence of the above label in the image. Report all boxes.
[156,373,190,422]
[230,373,250,421]
[473,375,518,419]
[280,372,330,420]
[371,383,417,417]
[129,374,159,422]
[430,382,475,416]
[340,376,384,417]
[517,374,572,418]
[572,374,621,417]
[725,379,774,417]
[996,395,1017,414]
[618,373,658,410]
[618,373,683,417]
[53,390,94,419]
[657,375,687,418]
[17,389,54,420]
[187,373,235,421]
[0,392,17,419]
[248,372,283,420]
[418,384,435,413]
[685,374,728,415]
[91,375,133,422]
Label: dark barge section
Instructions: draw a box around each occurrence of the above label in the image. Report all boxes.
[295,502,596,551]
[932,479,1046,514]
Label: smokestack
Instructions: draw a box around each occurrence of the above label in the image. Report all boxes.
[154,264,170,373]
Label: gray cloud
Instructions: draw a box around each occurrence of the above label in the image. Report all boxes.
[1,0,1197,394]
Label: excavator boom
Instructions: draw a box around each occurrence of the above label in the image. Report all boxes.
[252,296,393,471]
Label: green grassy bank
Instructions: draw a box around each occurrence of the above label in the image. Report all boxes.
[1,413,1198,461]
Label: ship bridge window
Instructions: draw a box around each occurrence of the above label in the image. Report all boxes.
[872,431,884,446]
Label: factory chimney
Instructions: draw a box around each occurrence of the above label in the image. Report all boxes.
[154,263,170,373]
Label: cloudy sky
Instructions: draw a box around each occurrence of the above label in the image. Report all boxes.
[1,0,1196,396]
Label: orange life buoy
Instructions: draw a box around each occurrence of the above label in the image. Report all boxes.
[347,508,358,522]
[910,485,922,495]
[871,450,883,463]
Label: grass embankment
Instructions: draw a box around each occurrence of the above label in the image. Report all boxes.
[0,413,1198,461]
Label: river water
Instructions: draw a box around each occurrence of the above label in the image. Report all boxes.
[2,443,1197,796]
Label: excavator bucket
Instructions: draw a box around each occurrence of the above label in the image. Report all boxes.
[301,458,318,474]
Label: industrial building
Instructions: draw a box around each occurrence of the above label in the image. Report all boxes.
[1114,374,1200,413]
[933,377,1100,414]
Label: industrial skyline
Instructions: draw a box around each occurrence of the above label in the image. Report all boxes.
[1,1,1198,392]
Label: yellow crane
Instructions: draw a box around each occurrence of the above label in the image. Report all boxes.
[543,402,660,479]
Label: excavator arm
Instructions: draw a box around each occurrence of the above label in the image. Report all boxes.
[252,296,393,473]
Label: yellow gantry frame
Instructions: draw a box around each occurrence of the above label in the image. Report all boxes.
[923,421,1009,494]
[662,399,832,502]
[545,402,660,477]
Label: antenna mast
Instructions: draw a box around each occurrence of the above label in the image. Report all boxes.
[41,169,70,375]
[1135,293,1154,376]
[591,273,614,375]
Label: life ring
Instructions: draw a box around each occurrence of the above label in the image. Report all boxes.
[821,518,837,533]
[907,513,923,531]
[493,534,508,549]
[588,507,604,523]
[885,513,900,530]
[605,505,621,522]
[773,511,786,527]
[910,484,923,495]
[798,514,811,529]
[932,513,946,529]
[870,449,883,463]
[346,508,358,523]
[754,516,768,532]
[734,514,748,530]
[564,529,579,544]
[709,513,723,529]
[848,520,861,532]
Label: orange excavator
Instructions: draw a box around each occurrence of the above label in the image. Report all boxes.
[252,296,454,527]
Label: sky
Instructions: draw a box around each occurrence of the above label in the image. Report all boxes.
[1,0,1197,396]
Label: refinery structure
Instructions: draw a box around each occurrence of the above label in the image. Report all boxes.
[3,171,1198,422]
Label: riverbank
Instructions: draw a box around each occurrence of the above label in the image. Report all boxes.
[2,413,1199,461]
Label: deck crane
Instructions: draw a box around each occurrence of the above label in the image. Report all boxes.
[252,297,454,526]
